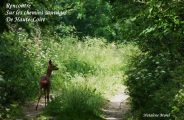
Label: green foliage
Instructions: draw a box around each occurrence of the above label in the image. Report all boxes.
[0,27,136,119]
[120,0,184,119]
[0,32,39,119]
[59,0,115,40]
[0,0,137,119]
[170,64,184,120]
[125,51,183,119]
[45,82,105,120]
[41,38,137,119]
[0,103,23,119]
[63,58,97,76]
[172,89,184,120]
[38,37,135,96]
[1,0,120,41]
[3,0,184,119]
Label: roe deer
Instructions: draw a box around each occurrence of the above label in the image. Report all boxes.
[36,60,58,110]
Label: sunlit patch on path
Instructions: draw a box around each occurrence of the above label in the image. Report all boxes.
[103,91,130,120]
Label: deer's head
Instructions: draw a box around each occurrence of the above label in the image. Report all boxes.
[48,60,59,71]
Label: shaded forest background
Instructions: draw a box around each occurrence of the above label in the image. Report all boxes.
[0,0,184,119]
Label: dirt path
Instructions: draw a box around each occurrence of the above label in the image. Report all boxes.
[22,98,45,119]
[103,91,130,120]
[23,91,130,120]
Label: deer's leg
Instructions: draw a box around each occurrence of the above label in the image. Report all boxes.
[44,89,47,107]
[46,87,50,104]
[36,88,42,110]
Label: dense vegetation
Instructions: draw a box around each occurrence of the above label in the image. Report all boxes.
[0,0,184,119]
[118,1,184,119]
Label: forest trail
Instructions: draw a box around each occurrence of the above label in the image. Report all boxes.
[103,90,130,120]
[23,90,130,120]
[23,98,46,119]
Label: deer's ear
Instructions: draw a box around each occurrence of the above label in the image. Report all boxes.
[49,60,52,64]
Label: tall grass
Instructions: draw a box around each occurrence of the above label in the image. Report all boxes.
[45,81,105,120]
[34,37,139,96]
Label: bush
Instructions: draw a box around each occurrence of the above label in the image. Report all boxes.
[45,82,105,120]
[172,89,184,120]
[171,64,184,119]
[0,32,39,119]
[125,52,179,119]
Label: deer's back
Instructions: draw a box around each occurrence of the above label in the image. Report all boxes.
[40,76,50,88]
